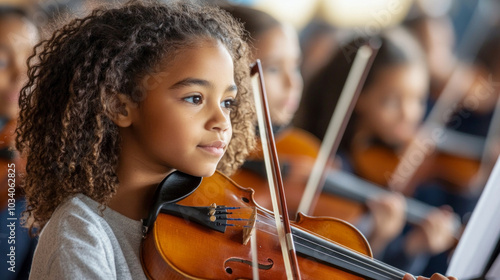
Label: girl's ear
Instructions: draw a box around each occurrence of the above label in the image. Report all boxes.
[109,93,136,128]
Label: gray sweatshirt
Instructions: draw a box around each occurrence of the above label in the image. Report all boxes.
[29,194,147,280]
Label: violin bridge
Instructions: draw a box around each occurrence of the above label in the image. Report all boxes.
[242,207,257,245]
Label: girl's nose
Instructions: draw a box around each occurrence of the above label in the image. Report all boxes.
[207,104,230,132]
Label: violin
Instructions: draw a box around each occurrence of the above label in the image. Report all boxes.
[350,135,482,196]
[140,170,410,279]
[231,127,364,222]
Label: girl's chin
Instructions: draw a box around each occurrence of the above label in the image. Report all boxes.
[272,114,294,127]
[184,167,217,178]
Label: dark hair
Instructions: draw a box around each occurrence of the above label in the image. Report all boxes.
[220,4,280,47]
[475,31,500,76]
[0,5,29,19]
[295,27,427,148]
[16,0,255,233]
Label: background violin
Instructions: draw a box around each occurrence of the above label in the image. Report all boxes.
[349,131,482,196]
[231,127,364,223]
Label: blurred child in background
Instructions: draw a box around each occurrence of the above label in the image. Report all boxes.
[295,27,457,275]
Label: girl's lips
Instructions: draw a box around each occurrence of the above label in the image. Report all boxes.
[198,146,225,156]
[198,140,227,157]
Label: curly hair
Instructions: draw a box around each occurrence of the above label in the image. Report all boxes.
[16,0,256,234]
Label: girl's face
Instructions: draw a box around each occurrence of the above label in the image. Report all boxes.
[254,24,303,127]
[356,64,428,146]
[0,16,38,119]
[120,40,236,177]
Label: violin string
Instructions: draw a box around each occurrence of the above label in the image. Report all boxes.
[290,233,405,278]
[219,207,407,277]
[250,210,406,277]
[216,223,253,228]
[257,212,403,272]
[217,217,254,221]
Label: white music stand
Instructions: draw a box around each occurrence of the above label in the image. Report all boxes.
[446,155,500,279]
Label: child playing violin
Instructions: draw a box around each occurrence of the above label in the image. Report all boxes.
[15,0,456,279]
[0,5,39,279]
[295,27,457,276]
[16,1,255,278]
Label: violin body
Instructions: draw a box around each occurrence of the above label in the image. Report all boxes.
[350,139,481,195]
[141,171,373,280]
[231,127,364,222]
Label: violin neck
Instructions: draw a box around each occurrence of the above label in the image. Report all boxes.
[321,170,462,235]
[292,225,406,279]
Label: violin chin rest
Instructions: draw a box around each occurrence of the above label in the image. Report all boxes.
[142,171,202,233]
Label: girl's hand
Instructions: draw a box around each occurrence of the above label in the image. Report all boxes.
[366,193,406,254]
[404,207,456,255]
[403,273,458,280]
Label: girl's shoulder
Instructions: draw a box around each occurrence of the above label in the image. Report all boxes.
[43,194,142,238]
[30,195,118,279]
[38,194,113,246]
[49,195,105,226]
[30,195,145,279]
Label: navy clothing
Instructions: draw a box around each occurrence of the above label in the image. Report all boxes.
[0,118,37,279]
[0,198,37,280]
[413,181,480,276]
[335,150,430,273]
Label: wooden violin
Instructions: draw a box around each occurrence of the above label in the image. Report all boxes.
[350,134,482,196]
[140,170,411,279]
[230,127,364,223]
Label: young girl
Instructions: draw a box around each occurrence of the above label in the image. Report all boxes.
[16,1,255,278]
[295,27,457,276]
[0,5,39,279]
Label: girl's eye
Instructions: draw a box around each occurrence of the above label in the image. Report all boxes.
[264,65,280,74]
[221,98,236,110]
[184,95,202,105]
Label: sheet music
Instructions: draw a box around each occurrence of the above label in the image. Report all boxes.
[446,155,500,279]
[486,254,500,279]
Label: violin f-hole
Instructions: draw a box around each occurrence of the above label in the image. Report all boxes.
[224,257,274,273]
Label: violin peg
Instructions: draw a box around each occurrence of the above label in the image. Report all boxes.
[208,208,216,216]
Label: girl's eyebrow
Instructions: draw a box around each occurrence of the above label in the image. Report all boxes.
[169,77,237,93]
